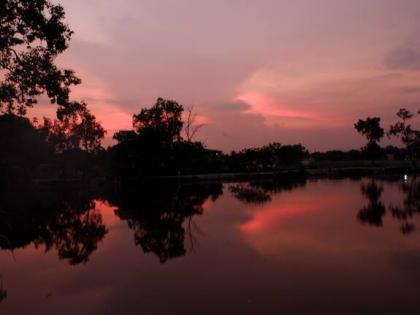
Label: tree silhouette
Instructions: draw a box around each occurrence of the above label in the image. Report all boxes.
[110,98,223,177]
[184,106,205,142]
[388,108,420,165]
[228,143,308,172]
[0,114,51,177]
[0,0,105,152]
[133,98,184,144]
[1,0,76,114]
[354,117,384,162]
[35,103,105,153]
[113,130,137,143]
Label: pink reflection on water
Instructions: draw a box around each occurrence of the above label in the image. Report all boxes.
[240,203,322,233]
[93,200,119,227]
[236,181,358,256]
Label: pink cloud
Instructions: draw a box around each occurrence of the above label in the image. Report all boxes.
[235,92,327,125]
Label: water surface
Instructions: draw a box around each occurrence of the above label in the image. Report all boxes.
[1,177,420,314]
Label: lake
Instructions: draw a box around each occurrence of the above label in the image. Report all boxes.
[1,176,420,314]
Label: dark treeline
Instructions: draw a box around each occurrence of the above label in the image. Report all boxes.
[311,146,407,162]
[0,114,104,180]
[2,101,420,182]
[1,0,105,180]
[353,109,420,164]
[0,97,312,180]
[106,98,310,178]
[310,109,420,164]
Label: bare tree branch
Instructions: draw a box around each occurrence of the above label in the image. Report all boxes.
[184,106,205,141]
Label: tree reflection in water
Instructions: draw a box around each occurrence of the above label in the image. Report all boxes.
[229,184,271,204]
[229,177,307,205]
[227,176,420,236]
[108,182,223,263]
[358,180,386,226]
[0,182,107,265]
[0,179,224,265]
[358,177,420,235]
[36,201,107,265]
[0,276,6,304]
[3,175,420,269]
[390,176,420,234]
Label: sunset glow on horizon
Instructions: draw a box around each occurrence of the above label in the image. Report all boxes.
[31,0,420,151]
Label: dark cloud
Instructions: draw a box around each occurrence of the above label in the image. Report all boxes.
[206,102,251,112]
[196,101,367,152]
[399,86,420,94]
[385,47,420,70]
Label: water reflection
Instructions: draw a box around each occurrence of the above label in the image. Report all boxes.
[2,176,420,268]
[107,182,223,263]
[0,180,224,265]
[229,177,307,205]
[2,177,420,314]
[0,182,107,265]
[358,180,386,226]
[229,183,271,204]
[0,277,6,304]
[390,176,420,234]
[229,176,420,237]
[357,176,420,234]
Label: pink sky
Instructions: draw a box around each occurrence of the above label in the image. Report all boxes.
[32,0,420,151]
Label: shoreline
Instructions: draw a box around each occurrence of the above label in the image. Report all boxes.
[154,167,413,183]
[27,160,418,184]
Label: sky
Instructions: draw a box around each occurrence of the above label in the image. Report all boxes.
[33,0,420,151]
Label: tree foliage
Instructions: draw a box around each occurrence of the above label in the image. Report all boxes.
[133,97,184,144]
[228,143,308,172]
[0,0,105,152]
[0,0,78,115]
[35,102,105,153]
[354,117,384,161]
[388,108,420,162]
[354,117,384,144]
[0,114,50,175]
[110,98,223,177]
